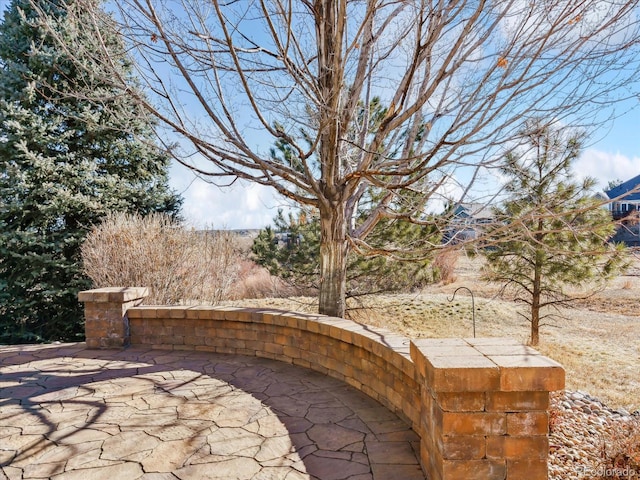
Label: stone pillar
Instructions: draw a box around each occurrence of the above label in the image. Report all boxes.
[411,337,564,480]
[78,287,149,349]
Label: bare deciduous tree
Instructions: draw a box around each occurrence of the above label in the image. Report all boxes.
[40,0,640,317]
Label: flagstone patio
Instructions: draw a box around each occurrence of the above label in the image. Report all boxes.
[0,343,425,480]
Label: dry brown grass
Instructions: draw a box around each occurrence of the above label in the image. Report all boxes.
[229,253,640,412]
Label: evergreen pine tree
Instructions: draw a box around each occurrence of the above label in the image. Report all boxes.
[252,208,435,299]
[252,98,437,301]
[0,0,181,343]
[481,121,626,345]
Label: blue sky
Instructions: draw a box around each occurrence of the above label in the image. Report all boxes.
[2,0,639,230]
[174,105,640,229]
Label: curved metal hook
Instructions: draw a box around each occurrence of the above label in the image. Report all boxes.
[447,287,476,338]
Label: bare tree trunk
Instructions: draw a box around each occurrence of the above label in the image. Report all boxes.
[48,0,640,320]
[318,200,348,318]
[530,295,540,346]
[531,248,543,346]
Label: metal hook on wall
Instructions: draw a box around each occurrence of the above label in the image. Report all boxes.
[447,287,476,338]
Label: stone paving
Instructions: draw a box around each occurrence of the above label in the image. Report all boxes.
[0,343,424,480]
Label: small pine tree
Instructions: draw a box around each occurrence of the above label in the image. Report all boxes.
[481,121,626,345]
[0,0,181,343]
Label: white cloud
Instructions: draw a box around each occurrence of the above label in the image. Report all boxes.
[170,163,289,230]
[169,148,640,229]
[573,149,640,191]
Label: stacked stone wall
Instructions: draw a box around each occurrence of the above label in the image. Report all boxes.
[80,288,564,480]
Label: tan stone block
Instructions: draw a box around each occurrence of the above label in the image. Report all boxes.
[424,355,500,392]
[183,336,205,346]
[473,344,539,356]
[486,391,549,412]
[486,435,548,459]
[183,307,204,319]
[194,345,216,352]
[507,412,549,436]
[436,392,485,412]
[157,335,177,344]
[442,412,506,436]
[416,345,483,357]
[282,345,301,359]
[305,318,322,334]
[411,338,469,349]
[224,308,256,322]
[507,458,548,480]
[283,313,302,329]
[181,324,196,336]
[129,307,157,318]
[292,357,311,369]
[386,386,403,410]
[171,325,187,336]
[78,290,97,302]
[489,354,565,391]
[193,308,214,320]
[193,327,209,337]
[257,331,274,345]
[465,337,521,346]
[442,459,506,480]
[102,337,127,348]
[78,287,147,303]
[78,290,109,303]
[264,342,284,356]
[166,308,185,319]
[440,435,486,460]
[215,346,238,355]
[84,322,103,335]
[243,340,265,352]
[119,287,149,302]
[234,329,259,341]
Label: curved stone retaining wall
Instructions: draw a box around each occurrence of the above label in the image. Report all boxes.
[79,287,564,480]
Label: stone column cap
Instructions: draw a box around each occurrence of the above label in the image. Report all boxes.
[78,287,149,303]
[411,337,565,393]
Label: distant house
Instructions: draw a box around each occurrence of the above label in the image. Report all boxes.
[604,174,640,246]
[604,174,640,221]
[443,203,494,244]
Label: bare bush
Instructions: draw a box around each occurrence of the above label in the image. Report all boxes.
[228,260,297,300]
[81,212,242,304]
[432,249,460,285]
[592,418,640,480]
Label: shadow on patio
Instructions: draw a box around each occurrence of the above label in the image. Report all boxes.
[0,343,424,480]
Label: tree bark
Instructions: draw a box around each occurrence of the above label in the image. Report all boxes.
[530,296,540,346]
[318,199,348,318]
[531,247,543,346]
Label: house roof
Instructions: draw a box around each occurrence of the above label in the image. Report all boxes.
[605,174,640,201]
[452,202,494,220]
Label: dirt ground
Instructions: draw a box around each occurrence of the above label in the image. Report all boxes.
[229,252,640,413]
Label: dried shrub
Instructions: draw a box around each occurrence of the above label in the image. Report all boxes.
[81,212,242,304]
[549,404,562,435]
[621,278,634,290]
[228,260,296,299]
[591,418,640,480]
[432,248,459,284]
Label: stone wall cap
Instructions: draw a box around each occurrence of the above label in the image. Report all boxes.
[78,287,149,303]
[411,337,565,392]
